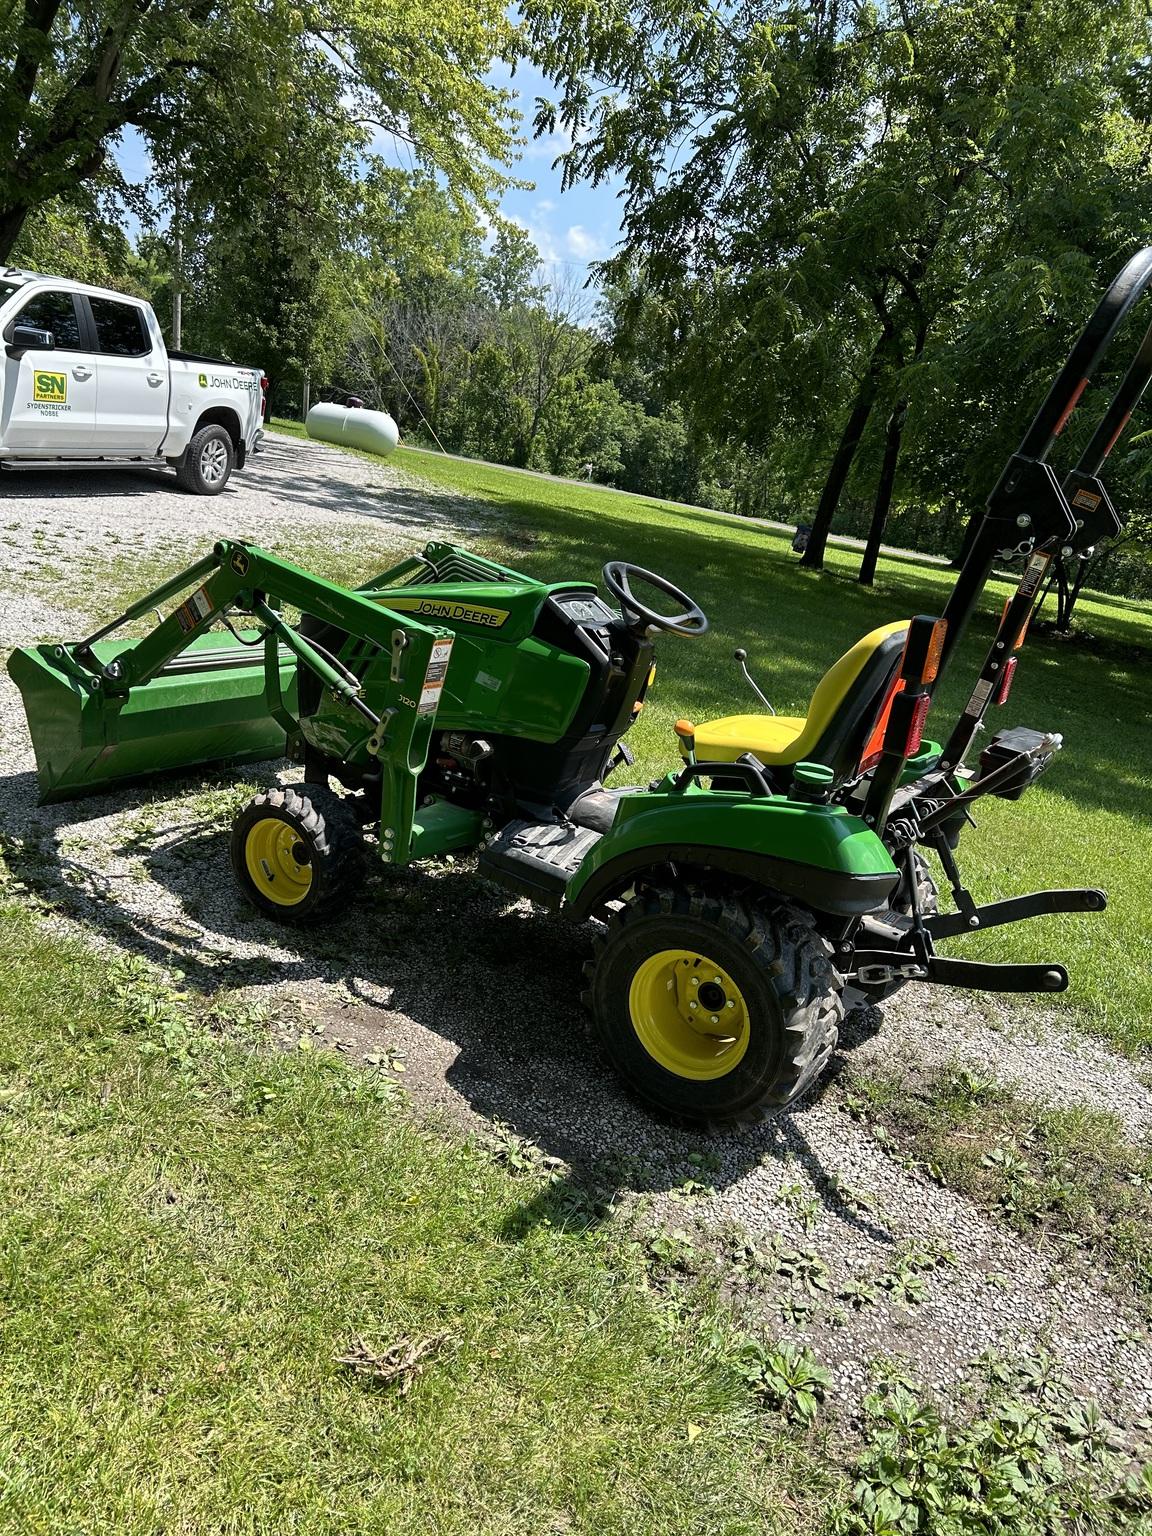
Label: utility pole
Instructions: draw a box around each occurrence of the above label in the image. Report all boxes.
[172,168,183,350]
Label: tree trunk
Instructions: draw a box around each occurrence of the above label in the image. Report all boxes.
[800,337,887,570]
[0,205,32,264]
[1056,557,1090,632]
[858,399,906,585]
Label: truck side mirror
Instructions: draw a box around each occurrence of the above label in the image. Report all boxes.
[6,323,55,355]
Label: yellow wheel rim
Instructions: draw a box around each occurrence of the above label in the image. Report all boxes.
[628,948,750,1080]
[244,817,313,907]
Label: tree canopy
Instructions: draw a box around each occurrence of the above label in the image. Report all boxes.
[4,0,1152,612]
[524,0,1152,571]
[0,0,521,261]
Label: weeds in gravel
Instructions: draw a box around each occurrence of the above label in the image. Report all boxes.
[838,1274,881,1311]
[780,1179,824,1233]
[833,1354,1152,1535]
[846,1066,1152,1311]
[737,1341,830,1425]
[646,1227,702,1274]
[876,1241,956,1307]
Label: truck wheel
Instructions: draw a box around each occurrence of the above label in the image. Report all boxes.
[856,852,939,1003]
[583,884,842,1125]
[177,424,234,494]
[231,783,364,923]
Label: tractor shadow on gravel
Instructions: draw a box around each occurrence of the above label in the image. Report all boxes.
[4,773,898,1243]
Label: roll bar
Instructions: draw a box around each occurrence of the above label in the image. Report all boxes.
[940,248,1152,663]
[935,248,1152,770]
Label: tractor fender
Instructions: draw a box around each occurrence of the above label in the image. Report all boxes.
[563,789,900,921]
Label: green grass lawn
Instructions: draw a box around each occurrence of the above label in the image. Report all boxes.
[375,440,1150,1052]
[0,899,832,1534]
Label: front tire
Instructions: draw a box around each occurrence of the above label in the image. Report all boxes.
[231,783,364,923]
[176,424,235,495]
[584,885,842,1125]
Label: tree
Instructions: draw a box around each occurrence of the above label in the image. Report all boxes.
[0,0,520,263]
[10,197,146,291]
[523,0,1152,572]
[481,223,545,311]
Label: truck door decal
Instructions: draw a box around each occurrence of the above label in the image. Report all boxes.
[33,371,67,404]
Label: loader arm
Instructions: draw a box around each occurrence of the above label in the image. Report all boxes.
[10,540,454,862]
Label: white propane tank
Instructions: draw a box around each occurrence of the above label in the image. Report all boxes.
[305,401,400,458]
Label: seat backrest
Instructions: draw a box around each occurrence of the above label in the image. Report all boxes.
[805,621,909,779]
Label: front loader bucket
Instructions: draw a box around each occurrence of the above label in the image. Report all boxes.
[8,631,297,804]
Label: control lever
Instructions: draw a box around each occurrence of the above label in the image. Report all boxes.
[733,648,774,713]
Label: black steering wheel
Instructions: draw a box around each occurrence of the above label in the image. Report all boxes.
[601,561,709,638]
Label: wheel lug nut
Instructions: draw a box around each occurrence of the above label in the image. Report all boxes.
[726,1000,735,1009]
[710,1015,719,1024]
[689,1000,698,1010]
[691,977,699,986]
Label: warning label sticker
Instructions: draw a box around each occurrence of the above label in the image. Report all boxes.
[964,677,994,717]
[175,586,214,634]
[417,637,454,715]
[1071,487,1102,512]
[1019,550,1051,599]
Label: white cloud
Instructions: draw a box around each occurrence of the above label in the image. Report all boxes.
[565,225,605,261]
[523,130,573,161]
[507,213,562,265]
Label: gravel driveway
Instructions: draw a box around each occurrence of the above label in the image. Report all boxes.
[1,432,1149,1428]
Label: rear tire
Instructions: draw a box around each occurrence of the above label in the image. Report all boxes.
[583,884,842,1125]
[231,783,364,923]
[176,423,235,494]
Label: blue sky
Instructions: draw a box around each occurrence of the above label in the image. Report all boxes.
[485,55,626,283]
[114,55,625,289]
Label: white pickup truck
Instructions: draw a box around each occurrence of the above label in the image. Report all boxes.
[0,269,264,494]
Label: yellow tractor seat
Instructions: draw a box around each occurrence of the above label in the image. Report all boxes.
[687,620,910,772]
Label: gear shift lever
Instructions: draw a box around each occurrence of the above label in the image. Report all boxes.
[733,649,775,713]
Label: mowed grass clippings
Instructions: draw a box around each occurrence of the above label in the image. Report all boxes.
[382,443,1152,1052]
[0,898,833,1536]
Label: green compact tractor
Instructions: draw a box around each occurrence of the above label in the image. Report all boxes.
[10,255,1151,1124]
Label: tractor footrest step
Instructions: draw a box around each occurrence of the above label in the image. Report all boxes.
[479,819,601,908]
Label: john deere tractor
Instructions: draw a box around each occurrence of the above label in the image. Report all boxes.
[11,253,1151,1124]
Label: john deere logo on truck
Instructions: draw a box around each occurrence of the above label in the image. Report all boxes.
[197,373,208,388]
[33,371,67,404]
